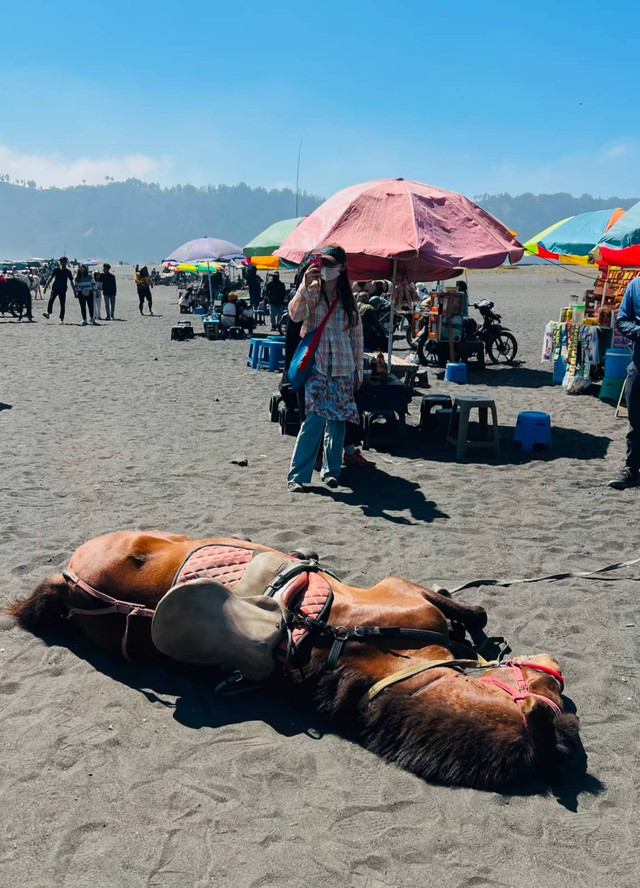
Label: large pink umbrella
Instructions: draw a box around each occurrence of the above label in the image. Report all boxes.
[275,177,522,360]
[275,178,523,280]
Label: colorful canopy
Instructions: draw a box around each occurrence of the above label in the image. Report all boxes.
[243,217,304,257]
[176,261,224,273]
[591,201,640,267]
[275,178,523,281]
[245,255,279,270]
[523,208,626,265]
[163,237,243,264]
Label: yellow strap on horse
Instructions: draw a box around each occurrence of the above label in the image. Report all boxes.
[357,656,497,713]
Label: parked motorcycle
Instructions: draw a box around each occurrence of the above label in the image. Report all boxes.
[416,299,518,367]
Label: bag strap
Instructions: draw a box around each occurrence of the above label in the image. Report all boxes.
[307,297,339,354]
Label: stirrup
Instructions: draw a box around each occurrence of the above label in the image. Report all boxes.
[214,671,259,697]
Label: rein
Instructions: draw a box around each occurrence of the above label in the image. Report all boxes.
[358,659,564,723]
[291,613,478,669]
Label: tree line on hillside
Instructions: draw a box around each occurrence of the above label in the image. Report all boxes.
[476,192,639,244]
[0,179,323,262]
[0,177,637,261]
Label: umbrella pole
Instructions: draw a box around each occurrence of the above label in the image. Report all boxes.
[387,259,397,368]
[207,262,212,313]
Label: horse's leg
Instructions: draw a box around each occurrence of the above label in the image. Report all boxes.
[370,578,487,631]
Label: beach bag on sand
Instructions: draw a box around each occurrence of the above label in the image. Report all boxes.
[287,298,338,391]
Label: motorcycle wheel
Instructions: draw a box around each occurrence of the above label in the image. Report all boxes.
[406,317,422,348]
[417,335,441,367]
[488,332,518,364]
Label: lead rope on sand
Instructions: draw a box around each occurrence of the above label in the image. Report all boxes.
[433,554,640,596]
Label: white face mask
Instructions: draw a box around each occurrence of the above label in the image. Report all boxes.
[321,264,342,282]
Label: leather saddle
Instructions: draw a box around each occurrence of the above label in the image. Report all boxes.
[152,545,324,680]
[152,578,288,681]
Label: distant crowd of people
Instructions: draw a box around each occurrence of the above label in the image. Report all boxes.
[42,258,117,324]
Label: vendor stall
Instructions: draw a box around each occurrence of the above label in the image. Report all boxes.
[541,266,639,394]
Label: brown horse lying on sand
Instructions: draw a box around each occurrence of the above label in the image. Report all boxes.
[6,530,587,791]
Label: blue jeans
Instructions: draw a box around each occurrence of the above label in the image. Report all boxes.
[269,303,283,327]
[625,361,640,470]
[288,411,346,483]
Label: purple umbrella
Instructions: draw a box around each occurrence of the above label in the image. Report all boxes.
[163,237,244,263]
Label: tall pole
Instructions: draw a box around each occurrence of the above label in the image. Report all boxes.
[387,259,398,368]
[295,139,303,217]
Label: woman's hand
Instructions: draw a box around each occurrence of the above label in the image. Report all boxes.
[354,370,362,391]
[303,264,321,291]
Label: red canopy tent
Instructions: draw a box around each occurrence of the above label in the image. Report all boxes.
[276,177,523,360]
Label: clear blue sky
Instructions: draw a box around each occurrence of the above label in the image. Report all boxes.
[2,0,639,197]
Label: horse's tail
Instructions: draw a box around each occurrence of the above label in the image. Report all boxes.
[4,574,69,634]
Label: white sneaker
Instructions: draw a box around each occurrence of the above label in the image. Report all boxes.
[81,320,87,326]
[90,318,97,325]
[59,319,64,324]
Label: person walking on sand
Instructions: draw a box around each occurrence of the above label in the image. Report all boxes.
[93,271,104,319]
[135,265,154,315]
[265,271,287,330]
[43,256,75,324]
[102,263,117,320]
[609,276,640,489]
[75,264,97,325]
[287,244,363,492]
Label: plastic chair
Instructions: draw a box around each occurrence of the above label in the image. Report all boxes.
[513,411,552,452]
[419,394,452,431]
[258,339,285,372]
[362,410,405,450]
[447,396,499,460]
[247,338,263,369]
[445,362,467,384]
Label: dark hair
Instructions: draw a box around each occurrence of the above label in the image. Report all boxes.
[298,243,358,328]
[59,256,68,263]
[75,264,88,280]
[139,266,149,276]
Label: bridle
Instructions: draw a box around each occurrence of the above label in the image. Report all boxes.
[359,658,564,724]
[479,660,564,722]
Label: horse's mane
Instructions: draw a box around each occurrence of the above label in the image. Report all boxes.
[284,653,582,791]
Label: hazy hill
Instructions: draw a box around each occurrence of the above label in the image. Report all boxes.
[476,192,639,243]
[0,178,637,262]
[0,179,323,262]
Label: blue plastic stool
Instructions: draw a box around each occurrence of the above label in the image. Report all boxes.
[247,338,262,369]
[514,411,552,452]
[445,362,467,384]
[552,358,567,384]
[194,306,205,315]
[258,340,285,372]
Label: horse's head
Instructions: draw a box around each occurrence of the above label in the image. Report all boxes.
[345,652,587,791]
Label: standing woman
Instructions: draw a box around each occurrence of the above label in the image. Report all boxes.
[135,265,154,315]
[287,245,363,492]
[101,263,117,319]
[75,264,96,325]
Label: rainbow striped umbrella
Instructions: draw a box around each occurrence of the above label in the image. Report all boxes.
[591,200,640,266]
[524,208,626,265]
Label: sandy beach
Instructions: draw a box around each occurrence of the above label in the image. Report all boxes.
[1,265,638,888]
